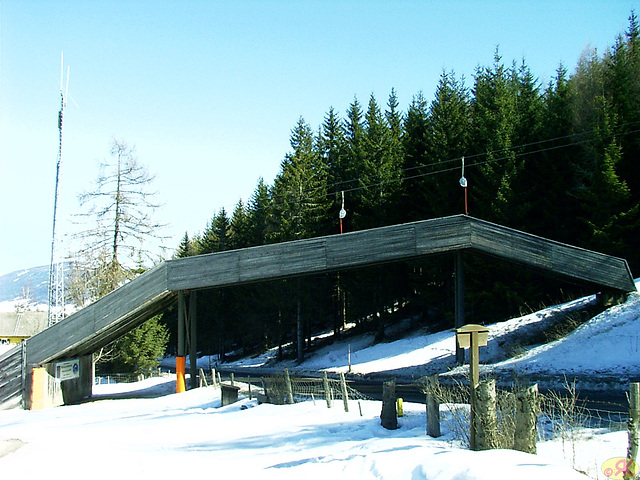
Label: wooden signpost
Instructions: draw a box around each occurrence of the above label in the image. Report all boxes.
[456,324,489,450]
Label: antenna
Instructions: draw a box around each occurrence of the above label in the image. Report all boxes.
[48,52,70,327]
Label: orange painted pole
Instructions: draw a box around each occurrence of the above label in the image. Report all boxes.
[176,356,186,393]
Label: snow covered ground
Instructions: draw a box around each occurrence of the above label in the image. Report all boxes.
[1,283,638,479]
[0,375,628,479]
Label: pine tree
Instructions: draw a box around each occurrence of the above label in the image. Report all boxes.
[246,177,272,247]
[516,65,579,242]
[359,93,402,228]
[198,208,231,254]
[174,232,197,258]
[271,117,328,242]
[508,60,546,230]
[427,71,471,217]
[343,97,367,228]
[229,200,250,249]
[401,92,430,222]
[605,12,640,200]
[470,51,521,223]
[385,89,405,217]
[112,315,169,374]
[319,107,348,233]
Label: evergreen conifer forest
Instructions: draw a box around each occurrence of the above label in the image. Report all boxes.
[166,14,640,361]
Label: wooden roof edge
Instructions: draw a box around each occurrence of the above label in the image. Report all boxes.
[467,216,636,293]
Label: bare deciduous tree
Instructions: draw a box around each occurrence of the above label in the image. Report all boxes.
[69,138,167,304]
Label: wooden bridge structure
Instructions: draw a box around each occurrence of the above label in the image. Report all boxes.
[0,215,635,409]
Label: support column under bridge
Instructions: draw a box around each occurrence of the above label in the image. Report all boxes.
[176,290,198,393]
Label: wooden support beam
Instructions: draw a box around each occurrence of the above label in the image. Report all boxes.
[189,291,197,390]
[177,291,185,357]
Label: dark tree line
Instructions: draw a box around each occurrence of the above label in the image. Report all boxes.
[165,15,640,362]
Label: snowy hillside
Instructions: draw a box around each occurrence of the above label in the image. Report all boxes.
[219,282,640,390]
[0,265,50,304]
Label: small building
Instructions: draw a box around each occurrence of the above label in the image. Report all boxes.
[0,311,47,349]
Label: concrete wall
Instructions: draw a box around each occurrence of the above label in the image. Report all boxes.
[26,354,93,409]
[60,355,93,405]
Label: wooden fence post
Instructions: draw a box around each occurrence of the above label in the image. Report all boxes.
[627,382,639,479]
[514,384,538,454]
[261,377,269,403]
[340,372,349,412]
[426,374,441,438]
[473,379,497,450]
[284,368,294,404]
[323,371,332,408]
[381,378,398,430]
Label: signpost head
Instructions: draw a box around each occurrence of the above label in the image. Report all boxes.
[455,324,489,348]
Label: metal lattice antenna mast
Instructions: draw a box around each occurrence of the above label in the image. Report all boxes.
[47,52,70,328]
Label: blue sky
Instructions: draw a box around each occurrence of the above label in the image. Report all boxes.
[0,1,636,276]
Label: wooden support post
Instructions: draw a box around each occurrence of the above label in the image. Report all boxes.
[380,378,398,430]
[454,250,465,364]
[514,384,538,454]
[199,368,207,388]
[627,382,640,479]
[323,371,332,408]
[230,372,235,386]
[473,379,497,451]
[261,377,269,403]
[426,374,441,438]
[296,286,304,364]
[340,372,349,412]
[284,368,294,404]
[189,291,197,390]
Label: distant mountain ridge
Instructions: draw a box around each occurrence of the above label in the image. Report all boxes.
[0,265,52,304]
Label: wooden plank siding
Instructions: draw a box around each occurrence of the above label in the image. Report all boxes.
[15,215,636,370]
[165,216,474,290]
[469,217,636,292]
[26,263,170,366]
[414,215,473,254]
[0,347,23,409]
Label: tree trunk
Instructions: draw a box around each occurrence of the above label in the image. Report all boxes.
[380,378,398,430]
[473,379,497,450]
[426,374,441,437]
[627,382,639,479]
[514,384,538,454]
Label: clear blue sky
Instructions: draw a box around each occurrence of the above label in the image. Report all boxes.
[0,1,636,276]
